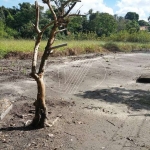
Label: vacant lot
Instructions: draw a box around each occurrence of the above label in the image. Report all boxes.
[0,52,150,150]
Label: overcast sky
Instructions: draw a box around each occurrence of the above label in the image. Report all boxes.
[1,0,150,21]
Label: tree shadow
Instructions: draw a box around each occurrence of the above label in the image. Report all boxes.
[76,87,150,111]
[0,125,41,132]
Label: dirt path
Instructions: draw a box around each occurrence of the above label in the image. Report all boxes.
[0,53,150,150]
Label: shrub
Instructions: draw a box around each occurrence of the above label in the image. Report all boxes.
[103,42,120,52]
[56,32,98,41]
[107,30,150,43]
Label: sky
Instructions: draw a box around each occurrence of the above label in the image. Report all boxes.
[0,0,150,21]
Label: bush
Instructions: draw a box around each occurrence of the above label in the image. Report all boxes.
[0,21,19,39]
[103,42,120,52]
[107,30,150,43]
[56,32,98,41]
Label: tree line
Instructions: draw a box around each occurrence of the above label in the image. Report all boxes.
[0,2,150,39]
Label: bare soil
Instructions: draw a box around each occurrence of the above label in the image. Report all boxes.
[0,52,150,150]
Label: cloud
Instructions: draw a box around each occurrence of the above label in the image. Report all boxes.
[74,0,114,15]
[37,0,45,7]
[116,0,150,21]
[36,0,114,16]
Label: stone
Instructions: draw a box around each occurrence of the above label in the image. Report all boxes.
[0,99,13,120]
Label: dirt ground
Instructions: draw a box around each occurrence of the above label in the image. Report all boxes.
[0,52,150,150]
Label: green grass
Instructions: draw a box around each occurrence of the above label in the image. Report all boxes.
[0,39,35,58]
[103,42,150,52]
[1,39,150,58]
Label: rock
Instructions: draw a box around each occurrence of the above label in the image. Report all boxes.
[0,99,13,120]
[48,133,54,138]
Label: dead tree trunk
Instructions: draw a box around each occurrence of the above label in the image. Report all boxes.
[30,0,81,128]
[32,75,46,127]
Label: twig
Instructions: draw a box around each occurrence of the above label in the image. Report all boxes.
[64,132,76,136]
[50,43,67,50]
[106,120,115,126]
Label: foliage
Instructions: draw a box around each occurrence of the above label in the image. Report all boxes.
[88,12,117,36]
[0,3,118,39]
[138,20,149,26]
[0,21,7,38]
[108,30,150,43]
[114,15,130,32]
[0,3,42,39]
[0,2,149,41]
[57,31,98,40]
[103,42,120,52]
[0,21,18,38]
[125,12,139,21]
[68,16,83,33]
[125,20,140,33]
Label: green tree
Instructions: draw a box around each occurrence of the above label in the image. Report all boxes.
[125,12,139,21]
[0,3,36,38]
[148,16,150,22]
[88,12,117,36]
[82,16,89,32]
[126,20,140,33]
[114,15,131,32]
[5,12,15,27]
[117,16,128,31]
[68,16,83,33]
[138,20,149,26]
[0,20,18,38]
[0,6,6,21]
[0,21,7,38]
[13,3,36,33]
[0,6,20,38]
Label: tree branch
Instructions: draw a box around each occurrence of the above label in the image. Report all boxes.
[55,28,67,34]
[50,43,67,50]
[62,0,81,8]
[34,1,41,33]
[38,25,57,74]
[32,1,43,76]
[32,1,56,76]
[37,0,82,75]
[41,20,55,32]
[63,2,77,17]
[46,0,57,21]
[68,14,86,17]
[31,32,43,75]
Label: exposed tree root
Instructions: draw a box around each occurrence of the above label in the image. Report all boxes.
[30,107,52,128]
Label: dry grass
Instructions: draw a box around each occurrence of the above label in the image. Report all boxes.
[1,39,150,59]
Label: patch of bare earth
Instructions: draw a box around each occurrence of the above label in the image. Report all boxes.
[0,53,150,150]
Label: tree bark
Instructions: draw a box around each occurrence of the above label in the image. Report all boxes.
[31,74,48,127]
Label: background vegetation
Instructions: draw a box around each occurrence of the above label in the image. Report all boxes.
[0,2,150,58]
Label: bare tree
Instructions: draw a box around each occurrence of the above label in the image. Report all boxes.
[30,0,81,128]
